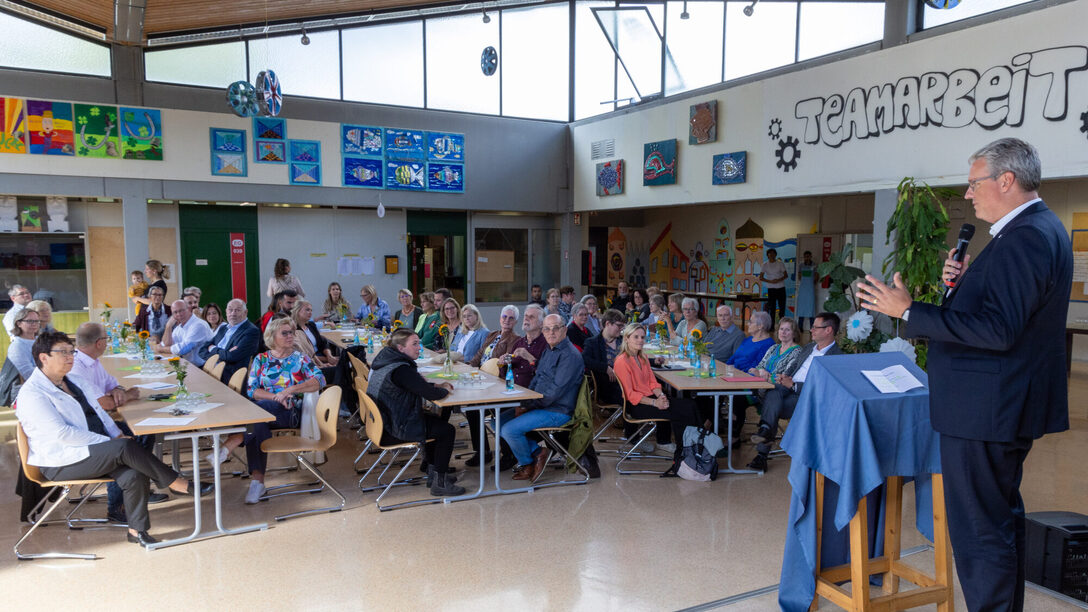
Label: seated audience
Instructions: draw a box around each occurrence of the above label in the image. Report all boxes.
[613,323,701,460]
[356,285,391,329]
[7,307,42,380]
[292,300,339,372]
[17,330,210,547]
[433,288,452,306]
[134,285,171,341]
[671,297,707,344]
[183,287,203,317]
[449,304,489,362]
[267,257,305,298]
[416,291,441,348]
[237,317,325,503]
[320,282,352,322]
[499,304,548,387]
[748,313,841,472]
[544,288,564,322]
[647,294,668,330]
[4,284,33,341]
[580,294,602,336]
[392,288,423,330]
[201,302,225,333]
[367,328,465,496]
[259,290,297,332]
[155,299,213,366]
[199,299,261,385]
[566,303,591,350]
[611,280,633,313]
[582,309,626,404]
[558,286,576,321]
[431,298,461,352]
[25,300,54,333]
[128,270,148,318]
[465,305,521,468]
[726,311,775,372]
[749,317,803,386]
[627,288,650,323]
[662,293,684,340]
[705,305,744,363]
[500,314,583,482]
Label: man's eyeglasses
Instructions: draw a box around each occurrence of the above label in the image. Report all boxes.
[811,324,831,330]
[966,173,1001,191]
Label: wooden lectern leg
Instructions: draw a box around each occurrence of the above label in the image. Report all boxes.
[931,473,954,612]
[883,476,903,595]
[849,495,871,609]
[811,472,825,612]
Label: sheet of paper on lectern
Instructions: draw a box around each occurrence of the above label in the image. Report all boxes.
[861,365,924,394]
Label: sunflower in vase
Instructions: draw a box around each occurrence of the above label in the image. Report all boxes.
[437,324,455,377]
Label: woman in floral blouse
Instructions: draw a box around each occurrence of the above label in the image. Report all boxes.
[215,316,324,504]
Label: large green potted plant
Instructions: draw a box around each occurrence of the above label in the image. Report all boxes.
[881,177,958,367]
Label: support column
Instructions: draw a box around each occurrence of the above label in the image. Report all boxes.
[872,188,898,281]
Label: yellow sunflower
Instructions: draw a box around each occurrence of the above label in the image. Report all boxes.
[438,324,449,337]
[690,328,702,340]
[168,356,181,363]
[138,330,150,339]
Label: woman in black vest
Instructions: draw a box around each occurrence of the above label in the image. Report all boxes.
[366,328,465,497]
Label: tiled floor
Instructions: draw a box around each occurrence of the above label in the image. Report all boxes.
[0,363,1085,610]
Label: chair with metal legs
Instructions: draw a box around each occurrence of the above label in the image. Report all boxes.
[14,423,112,560]
[615,378,673,475]
[257,386,346,521]
[528,377,593,486]
[356,393,436,511]
[588,371,625,452]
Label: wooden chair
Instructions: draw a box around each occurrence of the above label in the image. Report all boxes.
[356,393,437,511]
[346,351,369,380]
[202,354,220,375]
[14,423,112,560]
[615,377,673,475]
[210,359,226,380]
[258,386,345,521]
[227,367,247,394]
[480,357,500,377]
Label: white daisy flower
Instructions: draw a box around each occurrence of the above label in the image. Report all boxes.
[846,310,874,342]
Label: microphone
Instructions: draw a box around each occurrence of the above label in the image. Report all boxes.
[944,223,975,299]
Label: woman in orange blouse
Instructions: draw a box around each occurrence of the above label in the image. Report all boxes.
[613,323,702,461]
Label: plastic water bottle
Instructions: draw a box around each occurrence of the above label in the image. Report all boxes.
[505,366,514,391]
[418,344,424,360]
[693,352,702,373]
[366,333,373,353]
[708,357,717,378]
[352,325,360,345]
[112,336,121,354]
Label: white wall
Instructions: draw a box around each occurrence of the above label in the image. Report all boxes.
[256,206,408,313]
[572,1,1088,211]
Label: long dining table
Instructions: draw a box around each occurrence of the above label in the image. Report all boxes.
[645,342,774,476]
[101,353,275,550]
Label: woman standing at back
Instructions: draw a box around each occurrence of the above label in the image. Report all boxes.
[266,258,305,298]
[131,259,169,310]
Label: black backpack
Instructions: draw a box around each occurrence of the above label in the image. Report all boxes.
[677,426,721,481]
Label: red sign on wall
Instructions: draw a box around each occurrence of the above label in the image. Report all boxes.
[230,233,246,300]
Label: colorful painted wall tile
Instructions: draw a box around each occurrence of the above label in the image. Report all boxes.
[596,160,624,196]
[385,161,426,190]
[344,157,383,188]
[427,132,465,162]
[253,116,286,140]
[384,129,425,160]
[427,163,464,192]
[119,107,163,160]
[643,139,677,186]
[288,139,321,163]
[712,151,747,185]
[26,100,75,156]
[290,163,321,185]
[689,101,717,145]
[210,128,247,176]
[342,124,383,157]
[255,140,286,163]
[1,97,28,154]
[73,104,120,158]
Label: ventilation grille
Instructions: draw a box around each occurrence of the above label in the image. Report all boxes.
[591,139,615,161]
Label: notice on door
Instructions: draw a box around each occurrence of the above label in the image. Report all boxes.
[230,233,246,300]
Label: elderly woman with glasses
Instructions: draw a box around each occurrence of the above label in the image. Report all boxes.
[235,317,325,504]
[356,285,391,329]
[7,307,42,380]
[25,300,55,333]
[670,297,707,344]
[725,311,776,372]
[579,295,602,336]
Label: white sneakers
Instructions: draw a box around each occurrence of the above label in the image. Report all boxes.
[245,480,266,504]
[205,446,229,466]
[634,440,655,453]
[657,442,677,454]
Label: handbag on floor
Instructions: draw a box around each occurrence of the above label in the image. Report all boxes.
[676,426,722,482]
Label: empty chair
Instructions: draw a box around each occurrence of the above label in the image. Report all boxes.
[258,386,345,521]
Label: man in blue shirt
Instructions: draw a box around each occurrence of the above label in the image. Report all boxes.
[501,314,583,483]
[198,299,260,383]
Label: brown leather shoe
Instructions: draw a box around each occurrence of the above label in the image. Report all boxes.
[528,447,553,483]
[512,464,534,480]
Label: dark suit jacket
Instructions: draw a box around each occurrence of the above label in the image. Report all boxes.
[786,341,842,380]
[906,200,1072,442]
[197,320,260,383]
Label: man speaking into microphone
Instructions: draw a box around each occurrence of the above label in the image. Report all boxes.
[857,138,1072,611]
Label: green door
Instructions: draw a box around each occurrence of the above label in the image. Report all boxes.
[179,204,260,320]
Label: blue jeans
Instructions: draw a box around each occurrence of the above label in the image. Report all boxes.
[499,408,571,465]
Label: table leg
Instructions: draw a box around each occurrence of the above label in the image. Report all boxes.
[932,473,954,612]
[703,391,760,476]
[811,471,825,612]
[145,427,268,550]
[441,407,487,504]
[882,476,903,595]
[849,495,872,609]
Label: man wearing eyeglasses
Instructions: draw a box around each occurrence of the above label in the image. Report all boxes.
[155,299,212,366]
[748,312,841,472]
[858,138,1072,611]
[500,314,583,483]
[4,284,34,341]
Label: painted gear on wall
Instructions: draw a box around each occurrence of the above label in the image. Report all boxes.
[256,70,283,117]
[767,118,782,141]
[775,136,801,172]
[481,46,498,76]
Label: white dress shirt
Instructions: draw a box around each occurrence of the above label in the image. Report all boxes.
[16,368,121,467]
[989,197,1041,236]
[71,349,121,400]
[165,315,213,366]
[793,341,837,384]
